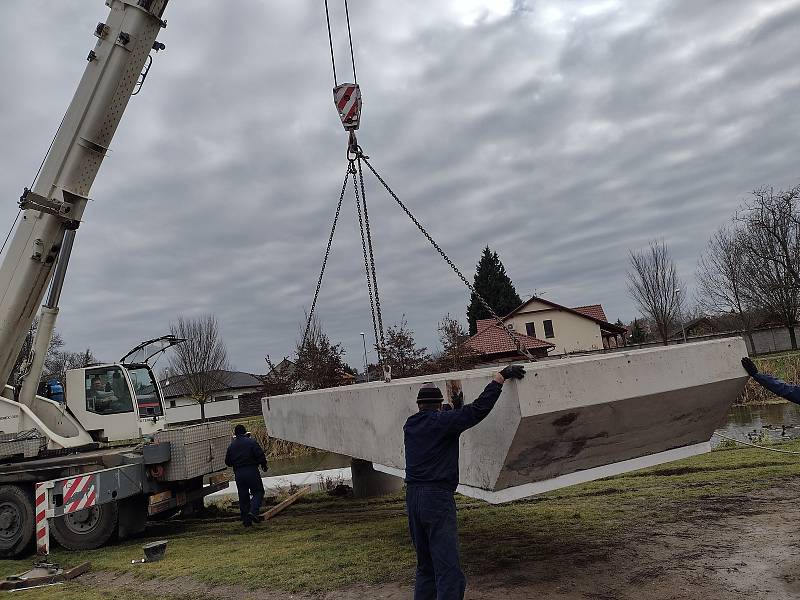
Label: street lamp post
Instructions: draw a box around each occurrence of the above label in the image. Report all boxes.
[361,332,369,383]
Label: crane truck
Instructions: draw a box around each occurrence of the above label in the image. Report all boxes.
[0,0,230,558]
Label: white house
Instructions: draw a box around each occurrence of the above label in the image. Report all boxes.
[502,297,626,355]
[160,370,262,423]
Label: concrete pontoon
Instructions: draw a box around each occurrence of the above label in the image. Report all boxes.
[263,338,748,503]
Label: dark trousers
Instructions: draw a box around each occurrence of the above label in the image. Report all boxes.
[406,485,466,600]
[234,465,264,525]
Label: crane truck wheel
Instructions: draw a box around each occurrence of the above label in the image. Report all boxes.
[51,501,118,551]
[0,485,35,558]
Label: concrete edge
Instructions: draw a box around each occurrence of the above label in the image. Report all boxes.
[374,441,711,504]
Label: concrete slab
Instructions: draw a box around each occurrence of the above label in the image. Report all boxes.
[264,339,747,502]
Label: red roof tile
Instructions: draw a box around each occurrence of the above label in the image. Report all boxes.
[468,321,553,356]
[572,304,608,322]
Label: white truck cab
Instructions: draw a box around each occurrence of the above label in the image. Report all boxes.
[66,363,167,442]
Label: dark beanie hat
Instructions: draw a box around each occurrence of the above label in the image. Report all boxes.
[234,424,247,436]
[417,383,443,403]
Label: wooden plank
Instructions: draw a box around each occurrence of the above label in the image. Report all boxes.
[262,486,311,521]
[0,562,90,590]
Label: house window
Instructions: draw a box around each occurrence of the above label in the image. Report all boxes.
[543,320,555,338]
[525,322,536,337]
[169,400,176,409]
[216,395,233,402]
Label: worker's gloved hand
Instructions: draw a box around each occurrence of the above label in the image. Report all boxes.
[500,365,526,380]
[741,357,758,377]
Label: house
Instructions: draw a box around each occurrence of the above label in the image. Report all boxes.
[502,297,627,355]
[160,370,263,423]
[466,319,554,362]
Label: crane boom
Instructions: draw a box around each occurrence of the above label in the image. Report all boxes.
[0,0,168,392]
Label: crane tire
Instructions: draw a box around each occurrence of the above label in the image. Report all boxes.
[51,501,118,551]
[0,484,35,558]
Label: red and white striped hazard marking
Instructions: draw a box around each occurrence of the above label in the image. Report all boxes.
[62,474,97,514]
[333,83,361,131]
[35,483,49,556]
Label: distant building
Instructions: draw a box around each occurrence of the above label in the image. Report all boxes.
[466,319,554,362]
[500,296,626,355]
[160,370,263,423]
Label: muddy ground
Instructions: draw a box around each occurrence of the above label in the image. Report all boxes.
[79,480,800,600]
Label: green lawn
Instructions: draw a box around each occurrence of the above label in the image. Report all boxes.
[5,439,800,598]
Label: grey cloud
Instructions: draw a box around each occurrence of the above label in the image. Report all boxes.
[1,1,799,372]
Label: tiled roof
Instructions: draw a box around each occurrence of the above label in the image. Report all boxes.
[572,304,608,322]
[468,320,554,356]
[505,297,626,334]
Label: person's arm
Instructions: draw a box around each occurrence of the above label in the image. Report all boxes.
[440,365,526,434]
[752,372,800,405]
[251,439,268,471]
[225,443,233,468]
[742,357,800,405]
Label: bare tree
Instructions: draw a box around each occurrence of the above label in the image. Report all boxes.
[431,314,479,372]
[168,314,231,421]
[294,314,351,391]
[45,348,98,384]
[696,225,757,350]
[627,240,683,345]
[382,315,431,378]
[739,231,800,350]
[737,185,800,288]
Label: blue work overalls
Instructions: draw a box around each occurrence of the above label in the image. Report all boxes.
[404,380,504,600]
[225,435,267,526]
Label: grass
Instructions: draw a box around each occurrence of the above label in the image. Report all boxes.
[5,439,800,599]
[738,350,800,404]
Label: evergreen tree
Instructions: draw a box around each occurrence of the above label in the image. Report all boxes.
[466,246,523,335]
[630,319,646,344]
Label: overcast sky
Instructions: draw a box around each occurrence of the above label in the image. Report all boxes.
[1,0,799,374]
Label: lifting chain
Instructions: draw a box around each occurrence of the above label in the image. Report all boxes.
[357,152,536,362]
[301,165,349,350]
[352,159,383,366]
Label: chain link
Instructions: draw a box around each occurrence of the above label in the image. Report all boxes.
[359,154,535,361]
[356,157,387,356]
[351,160,382,365]
[301,164,350,349]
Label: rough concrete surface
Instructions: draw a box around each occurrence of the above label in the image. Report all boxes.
[265,339,748,498]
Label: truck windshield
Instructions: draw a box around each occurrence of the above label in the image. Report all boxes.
[125,366,164,417]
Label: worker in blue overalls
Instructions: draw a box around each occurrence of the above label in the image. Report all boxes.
[404,364,526,600]
[742,357,800,404]
[225,424,268,527]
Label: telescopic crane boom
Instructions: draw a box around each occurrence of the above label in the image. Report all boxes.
[0,0,168,401]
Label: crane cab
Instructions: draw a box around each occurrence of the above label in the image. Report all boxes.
[65,362,167,443]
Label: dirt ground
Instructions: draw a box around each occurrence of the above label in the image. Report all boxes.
[80,481,800,599]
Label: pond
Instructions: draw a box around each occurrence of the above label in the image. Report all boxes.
[714,402,800,446]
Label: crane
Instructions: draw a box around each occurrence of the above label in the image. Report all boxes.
[0,0,229,559]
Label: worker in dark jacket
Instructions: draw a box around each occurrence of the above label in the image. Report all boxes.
[404,364,526,600]
[224,424,268,527]
[742,357,800,404]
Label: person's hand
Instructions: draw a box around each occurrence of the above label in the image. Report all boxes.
[741,357,758,377]
[500,365,526,380]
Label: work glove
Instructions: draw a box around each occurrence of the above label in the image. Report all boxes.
[500,365,526,380]
[741,357,758,377]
